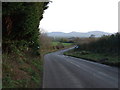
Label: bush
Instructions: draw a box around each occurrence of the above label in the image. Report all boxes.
[76,33,119,55]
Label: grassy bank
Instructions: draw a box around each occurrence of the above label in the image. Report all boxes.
[3,50,43,88]
[2,40,74,88]
[64,50,119,67]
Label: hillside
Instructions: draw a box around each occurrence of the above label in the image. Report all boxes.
[47,31,111,38]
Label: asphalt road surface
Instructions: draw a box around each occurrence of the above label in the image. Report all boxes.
[43,47,118,88]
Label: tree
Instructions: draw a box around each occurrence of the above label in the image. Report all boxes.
[89,34,95,38]
[2,2,49,54]
[39,29,52,51]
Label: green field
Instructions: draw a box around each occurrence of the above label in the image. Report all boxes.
[52,42,73,46]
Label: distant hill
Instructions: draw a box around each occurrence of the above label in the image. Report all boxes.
[47,31,111,38]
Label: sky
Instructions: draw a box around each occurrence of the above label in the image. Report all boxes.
[39,0,119,33]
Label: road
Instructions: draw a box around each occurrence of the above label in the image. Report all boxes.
[43,47,119,88]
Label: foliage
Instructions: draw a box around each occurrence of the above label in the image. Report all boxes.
[76,33,119,55]
[2,50,43,88]
[40,32,52,50]
[2,2,49,54]
[2,2,49,88]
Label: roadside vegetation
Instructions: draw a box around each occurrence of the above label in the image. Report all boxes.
[64,33,119,67]
[40,31,74,55]
[3,50,43,88]
[2,2,49,88]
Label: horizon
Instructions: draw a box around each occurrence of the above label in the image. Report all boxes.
[46,30,115,34]
[46,30,113,38]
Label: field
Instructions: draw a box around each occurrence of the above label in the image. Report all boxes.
[52,41,73,46]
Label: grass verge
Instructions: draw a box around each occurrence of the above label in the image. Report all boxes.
[64,50,120,67]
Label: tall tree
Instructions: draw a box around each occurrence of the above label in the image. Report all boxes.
[2,2,49,53]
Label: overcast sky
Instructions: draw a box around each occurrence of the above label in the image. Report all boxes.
[39,0,119,33]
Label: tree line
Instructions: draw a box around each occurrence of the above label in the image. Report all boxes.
[76,33,119,56]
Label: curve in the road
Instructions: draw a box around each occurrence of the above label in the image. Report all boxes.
[43,47,118,88]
